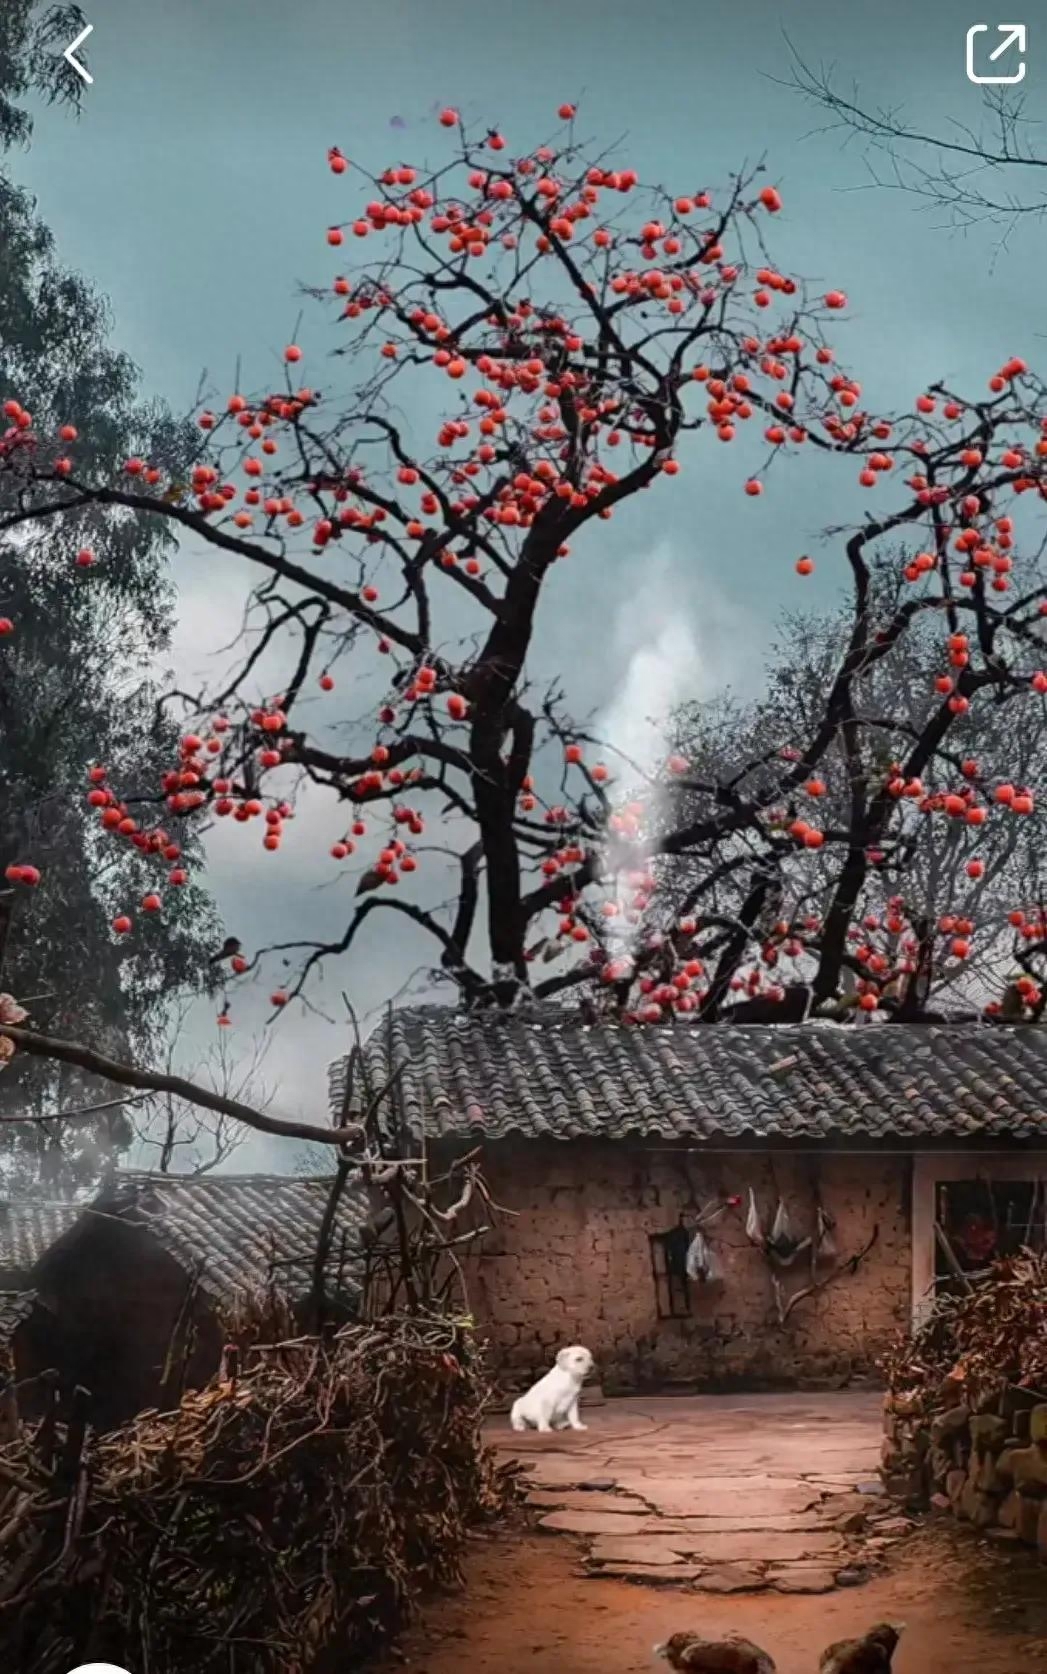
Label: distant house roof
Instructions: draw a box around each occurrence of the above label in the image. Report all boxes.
[35,1173,373,1306]
[0,1199,83,1278]
[330,1007,1047,1145]
[0,1290,37,1349]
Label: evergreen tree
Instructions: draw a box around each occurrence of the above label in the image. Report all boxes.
[0,3,217,1190]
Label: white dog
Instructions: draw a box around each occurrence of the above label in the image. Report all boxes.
[510,1344,594,1433]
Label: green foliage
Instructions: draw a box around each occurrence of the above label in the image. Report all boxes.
[0,2,86,151]
[0,71,218,1190]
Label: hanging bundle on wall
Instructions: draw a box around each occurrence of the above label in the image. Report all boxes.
[815,1204,838,1263]
[685,1228,723,1284]
[766,1198,808,1265]
[745,1187,765,1248]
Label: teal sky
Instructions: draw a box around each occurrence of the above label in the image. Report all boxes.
[11,0,1045,1159]
[17,0,1034,410]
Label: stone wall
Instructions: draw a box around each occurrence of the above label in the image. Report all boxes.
[446,1138,911,1391]
[882,1385,1047,1558]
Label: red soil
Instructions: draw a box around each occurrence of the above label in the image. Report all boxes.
[390,1521,1047,1674]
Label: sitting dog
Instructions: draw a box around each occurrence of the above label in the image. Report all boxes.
[510,1344,594,1433]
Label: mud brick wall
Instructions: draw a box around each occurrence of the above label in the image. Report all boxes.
[29,1219,223,1427]
[446,1138,911,1392]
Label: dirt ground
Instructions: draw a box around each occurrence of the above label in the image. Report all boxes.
[391,1518,1047,1674]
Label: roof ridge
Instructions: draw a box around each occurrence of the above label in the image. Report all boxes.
[0,1197,87,1211]
[364,1004,1047,1033]
[107,1170,338,1189]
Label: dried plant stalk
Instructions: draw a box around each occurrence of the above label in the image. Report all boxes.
[0,1315,518,1674]
[883,1250,1047,1410]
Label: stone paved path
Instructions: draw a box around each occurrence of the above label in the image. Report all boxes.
[491,1389,915,1593]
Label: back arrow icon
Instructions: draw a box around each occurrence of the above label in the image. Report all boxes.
[63,23,93,85]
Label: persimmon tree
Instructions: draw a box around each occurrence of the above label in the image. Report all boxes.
[786,44,1047,243]
[651,571,1047,1023]
[4,101,1047,1081]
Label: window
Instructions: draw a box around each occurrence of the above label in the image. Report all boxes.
[649,1227,692,1319]
[934,1177,1045,1293]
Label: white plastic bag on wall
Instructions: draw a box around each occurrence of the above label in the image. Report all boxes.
[685,1229,723,1283]
[745,1187,764,1247]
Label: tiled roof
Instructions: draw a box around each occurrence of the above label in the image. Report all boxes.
[0,1200,83,1275]
[0,1290,37,1347]
[38,1174,371,1305]
[331,1008,1047,1144]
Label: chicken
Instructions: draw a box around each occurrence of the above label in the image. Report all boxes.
[654,1632,776,1674]
[818,1622,904,1674]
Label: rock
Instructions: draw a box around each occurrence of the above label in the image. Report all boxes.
[1002,1387,1040,1420]
[835,1509,867,1534]
[624,1482,821,1519]
[970,1414,1009,1455]
[888,1391,925,1419]
[931,1493,952,1512]
[692,1564,767,1593]
[882,1469,926,1505]
[929,1444,955,1485]
[655,1514,826,1535]
[970,1453,1006,1495]
[579,1478,617,1491]
[526,1490,648,1514]
[972,1388,1004,1416]
[857,1480,885,1496]
[931,1405,971,1443]
[959,1483,1003,1528]
[937,1373,968,1408]
[586,1561,705,1585]
[768,1565,836,1594]
[998,1490,1020,1529]
[1030,1405,1047,1446]
[880,1438,904,1471]
[682,1531,842,1564]
[820,1493,871,1519]
[1038,1500,1047,1558]
[834,1567,869,1587]
[1014,1492,1043,1546]
[946,1468,967,1507]
[998,1443,1047,1493]
[882,1429,925,1466]
[538,1510,649,1536]
[876,1516,916,1536]
[588,1535,692,1566]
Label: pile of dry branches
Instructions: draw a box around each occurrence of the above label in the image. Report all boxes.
[0,1316,514,1674]
[883,1251,1047,1410]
